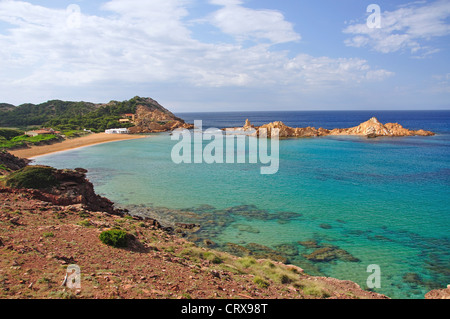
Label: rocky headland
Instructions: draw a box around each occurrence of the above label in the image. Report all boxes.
[228,117,435,138]
[128,98,193,134]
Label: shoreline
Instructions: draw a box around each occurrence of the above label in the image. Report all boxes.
[8,133,148,159]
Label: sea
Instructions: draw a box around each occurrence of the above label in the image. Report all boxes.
[33,110,450,299]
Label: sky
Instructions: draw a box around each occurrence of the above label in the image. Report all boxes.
[0,0,449,112]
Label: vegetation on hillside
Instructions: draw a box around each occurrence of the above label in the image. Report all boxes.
[0,96,147,132]
[0,128,62,150]
[5,165,59,189]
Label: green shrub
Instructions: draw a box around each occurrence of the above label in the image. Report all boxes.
[203,251,223,264]
[238,257,257,268]
[6,166,58,189]
[0,128,24,140]
[77,219,92,227]
[253,276,270,289]
[278,273,292,284]
[42,232,54,238]
[302,286,330,298]
[99,229,129,248]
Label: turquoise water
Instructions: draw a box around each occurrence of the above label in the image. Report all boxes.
[33,112,450,299]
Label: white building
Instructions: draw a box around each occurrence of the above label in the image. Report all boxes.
[105,128,129,134]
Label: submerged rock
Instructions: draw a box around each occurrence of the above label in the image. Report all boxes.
[278,211,303,221]
[402,273,423,286]
[224,205,272,220]
[298,240,321,249]
[232,223,260,234]
[274,243,299,256]
[245,243,288,263]
[304,246,360,263]
[224,243,252,257]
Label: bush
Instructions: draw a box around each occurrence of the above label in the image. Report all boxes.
[99,229,129,248]
[253,276,270,289]
[0,128,24,140]
[6,166,58,189]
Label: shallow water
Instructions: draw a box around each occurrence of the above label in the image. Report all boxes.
[34,111,450,299]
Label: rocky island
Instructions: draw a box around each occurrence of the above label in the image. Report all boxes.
[227,117,435,138]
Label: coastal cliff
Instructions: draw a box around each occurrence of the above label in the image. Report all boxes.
[2,165,121,216]
[128,98,193,134]
[230,117,435,138]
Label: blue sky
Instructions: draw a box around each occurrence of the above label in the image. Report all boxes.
[0,0,449,112]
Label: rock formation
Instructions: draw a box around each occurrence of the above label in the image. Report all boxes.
[228,117,435,138]
[42,167,121,215]
[425,285,450,299]
[2,160,121,215]
[0,150,30,172]
[128,98,193,134]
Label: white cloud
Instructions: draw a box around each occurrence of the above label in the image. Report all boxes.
[0,0,393,105]
[283,54,394,89]
[207,0,301,44]
[430,73,450,93]
[343,0,450,56]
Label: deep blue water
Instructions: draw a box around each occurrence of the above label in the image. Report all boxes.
[34,110,450,299]
[177,110,450,133]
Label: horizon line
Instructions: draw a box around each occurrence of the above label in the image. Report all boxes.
[175,109,450,114]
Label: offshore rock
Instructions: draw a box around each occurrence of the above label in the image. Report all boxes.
[227,117,435,138]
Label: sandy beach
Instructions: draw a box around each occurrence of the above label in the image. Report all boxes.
[9,133,147,159]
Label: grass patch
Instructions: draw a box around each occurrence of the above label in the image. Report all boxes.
[0,133,61,149]
[253,276,270,289]
[179,247,223,264]
[5,166,59,189]
[77,219,91,227]
[0,164,11,171]
[238,257,257,268]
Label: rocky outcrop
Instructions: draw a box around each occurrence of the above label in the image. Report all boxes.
[425,285,450,299]
[47,168,121,214]
[328,117,434,137]
[128,98,193,134]
[0,151,30,173]
[228,117,435,138]
[2,165,121,215]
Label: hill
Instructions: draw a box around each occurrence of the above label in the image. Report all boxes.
[0,97,192,133]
